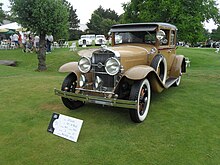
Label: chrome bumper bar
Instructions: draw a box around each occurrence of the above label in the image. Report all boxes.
[54,88,137,109]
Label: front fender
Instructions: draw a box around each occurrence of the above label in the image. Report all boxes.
[124,65,155,80]
[58,62,81,80]
[123,65,165,93]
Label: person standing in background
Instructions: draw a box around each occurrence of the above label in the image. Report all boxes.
[9,34,13,42]
[22,34,27,52]
[45,34,53,54]
[34,35,40,52]
[12,33,19,48]
[18,33,22,47]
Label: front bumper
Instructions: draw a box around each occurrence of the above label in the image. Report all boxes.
[54,88,137,109]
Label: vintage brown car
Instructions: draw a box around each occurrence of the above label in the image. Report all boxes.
[54,23,186,123]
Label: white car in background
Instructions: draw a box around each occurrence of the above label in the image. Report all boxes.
[87,34,95,41]
[95,35,107,46]
[78,35,93,46]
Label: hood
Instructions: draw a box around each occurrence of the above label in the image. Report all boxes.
[108,44,155,71]
[110,45,151,58]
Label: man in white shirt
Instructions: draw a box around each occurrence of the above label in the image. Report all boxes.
[12,33,19,47]
[34,35,40,52]
[22,34,27,52]
[45,34,53,53]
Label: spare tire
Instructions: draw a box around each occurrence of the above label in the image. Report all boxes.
[150,54,167,84]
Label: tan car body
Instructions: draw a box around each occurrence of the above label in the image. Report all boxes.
[56,23,186,122]
[59,23,185,93]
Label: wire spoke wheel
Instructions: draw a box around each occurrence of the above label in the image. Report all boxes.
[129,79,151,123]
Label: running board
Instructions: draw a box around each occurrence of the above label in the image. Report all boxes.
[165,78,177,88]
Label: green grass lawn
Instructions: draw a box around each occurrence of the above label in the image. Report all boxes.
[0,47,220,165]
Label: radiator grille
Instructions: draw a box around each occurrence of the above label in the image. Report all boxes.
[95,73,114,87]
[91,50,115,88]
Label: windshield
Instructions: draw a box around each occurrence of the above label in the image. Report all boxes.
[96,35,105,39]
[114,31,156,45]
[81,35,87,39]
[81,35,95,39]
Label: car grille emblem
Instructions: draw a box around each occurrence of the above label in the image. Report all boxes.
[97,62,103,68]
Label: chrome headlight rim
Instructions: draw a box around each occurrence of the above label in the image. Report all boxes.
[79,74,86,87]
[78,57,91,73]
[94,76,103,89]
[105,57,120,76]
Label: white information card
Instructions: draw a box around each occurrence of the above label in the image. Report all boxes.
[47,113,83,142]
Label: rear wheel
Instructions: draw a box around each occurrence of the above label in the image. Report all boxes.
[61,73,84,109]
[129,79,151,123]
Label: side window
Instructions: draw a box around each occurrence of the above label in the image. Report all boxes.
[170,30,175,46]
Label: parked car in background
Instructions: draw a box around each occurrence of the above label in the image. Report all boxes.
[213,41,220,48]
[86,34,95,41]
[95,35,107,45]
[78,35,93,46]
[55,22,187,123]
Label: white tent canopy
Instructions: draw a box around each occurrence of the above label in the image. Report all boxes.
[0,22,22,30]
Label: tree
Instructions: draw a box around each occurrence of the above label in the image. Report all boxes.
[62,0,80,40]
[87,6,119,36]
[68,6,80,40]
[10,0,69,71]
[122,0,220,44]
[0,3,5,23]
[211,26,220,41]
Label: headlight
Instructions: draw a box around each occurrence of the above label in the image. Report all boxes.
[95,76,103,89]
[79,74,86,87]
[105,57,120,75]
[78,57,91,73]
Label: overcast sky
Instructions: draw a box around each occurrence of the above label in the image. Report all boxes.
[1,0,219,31]
[1,0,130,24]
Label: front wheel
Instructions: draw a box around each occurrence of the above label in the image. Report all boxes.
[61,73,84,109]
[129,79,151,123]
